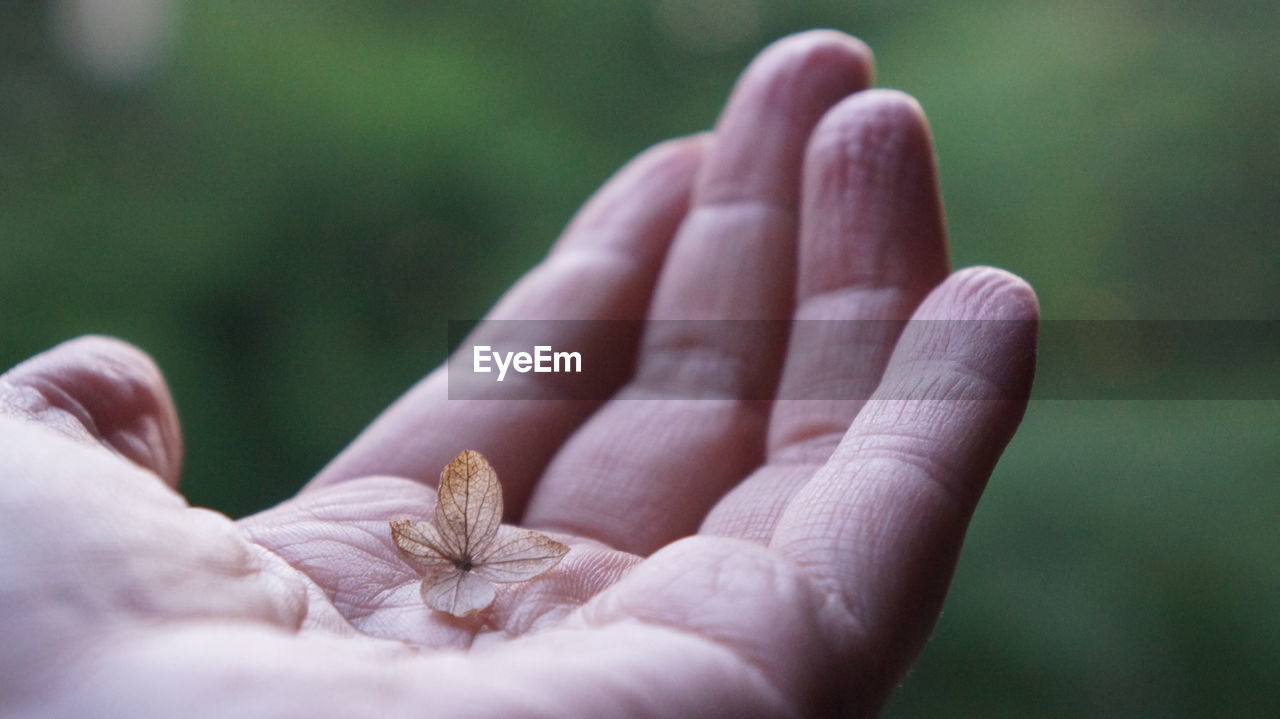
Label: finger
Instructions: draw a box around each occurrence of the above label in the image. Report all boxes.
[703,90,949,540]
[307,136,706,517]
[0,335,183,487]
[771,90,949,458]
[770,267,1038,694]
[525,31,874,553]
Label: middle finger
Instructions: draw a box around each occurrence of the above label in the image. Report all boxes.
[523,32,873,553]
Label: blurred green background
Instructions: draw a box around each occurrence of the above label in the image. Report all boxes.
[2,0,1276,715]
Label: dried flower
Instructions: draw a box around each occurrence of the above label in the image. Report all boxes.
[391,450,568,617]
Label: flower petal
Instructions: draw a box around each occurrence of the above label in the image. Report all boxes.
[390,519,452,569]
[435,450,503,558]
[421,568,496,617]
[473,526,569,583]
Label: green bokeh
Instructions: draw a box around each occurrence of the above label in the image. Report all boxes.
[2,1,1276,715]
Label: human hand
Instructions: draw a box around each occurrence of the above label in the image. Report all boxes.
[1,31,1037,717]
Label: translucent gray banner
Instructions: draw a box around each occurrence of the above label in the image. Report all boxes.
[445,320,1278,400]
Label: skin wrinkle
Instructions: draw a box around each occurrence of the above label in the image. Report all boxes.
[103,419,158,475]
[521,514,615,550]
[653,204,794,310]
[490,551,639,638]
[799,95,943,299]
[300,550,476,647]
[853,425,980,467]
[779,533,884,644]
[769,419,860,463]
[530,399,765,542]
[732,368,967,542]
[0,382,150,484]
[241,543,322,632]
[852,401,961,442]
[249,535,403,624]
[772,315,901,390]
[793,284,917,319]
[331,479,438,517]
[702,464,814,540]
[839,120,916,252]
[252,520,394,557]
[886,363,1006,404]
[243,510,415,629]
[631,340,777,402]
[832,442,968,502]
[13,376,102,441]
[684,192,798,229]
[821,483,959,600]
[792,443,996,538]
[847,451,969,518]
[647,224,794,336]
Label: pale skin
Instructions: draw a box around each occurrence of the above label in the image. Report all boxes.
[0,31,1038,718]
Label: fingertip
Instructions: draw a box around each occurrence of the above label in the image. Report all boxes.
[810,88,931,152]
[1,334,184,487]
[626,133,711,181]
[699,30,876,209]
[629,133,711,193]
[934,266,1041,322]
[652,131,713,161]
[803,90,936,204]
[798,87,949,301]
[906,267,1040,401]
[731,30,875,120]
[755,29,875,90]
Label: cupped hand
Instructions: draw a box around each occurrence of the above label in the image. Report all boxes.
[0,31,1037,718]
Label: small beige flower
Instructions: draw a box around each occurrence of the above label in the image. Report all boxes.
[391,450,568,617]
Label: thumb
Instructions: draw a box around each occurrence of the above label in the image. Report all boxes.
[1,335,183,487]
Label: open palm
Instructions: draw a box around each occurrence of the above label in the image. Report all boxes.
[0,32,1037,718]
